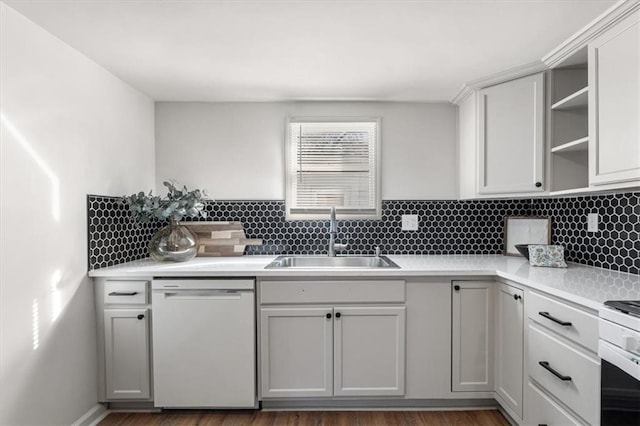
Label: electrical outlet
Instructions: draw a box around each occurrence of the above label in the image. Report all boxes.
[401,214,419,231]
[587,213,599,233]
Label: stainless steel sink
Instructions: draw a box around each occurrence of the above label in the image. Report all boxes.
[265,255,400,269]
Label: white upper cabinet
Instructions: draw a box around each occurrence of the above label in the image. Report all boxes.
[589,9,640,187]
[477,73,546,195]
[457,2,640,199]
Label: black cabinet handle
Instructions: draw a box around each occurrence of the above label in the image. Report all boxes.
[454,285,460,291]
[326,313,332,319]
[538,311,572,326]
[109,291,138,296]
[335,312,341,318]
[535,182,542,188]
[514,294,522,301]
[539,361,571,381]
[538,424,548,426]
[137,314,145,320]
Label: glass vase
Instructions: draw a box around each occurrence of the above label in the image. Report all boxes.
[149,218,198,262]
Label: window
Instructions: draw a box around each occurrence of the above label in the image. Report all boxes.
[285,117,381,220]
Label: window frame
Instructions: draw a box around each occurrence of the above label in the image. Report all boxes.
[284,116,382,220]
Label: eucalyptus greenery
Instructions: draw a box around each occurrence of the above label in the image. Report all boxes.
[124,181,208,223]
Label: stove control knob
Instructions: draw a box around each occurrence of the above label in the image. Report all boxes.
[622,334,640,352]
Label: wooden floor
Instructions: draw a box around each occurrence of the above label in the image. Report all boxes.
[99,409,510,426]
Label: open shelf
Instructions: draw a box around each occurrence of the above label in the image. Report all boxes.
[551,137,589,153]
[551,87,588,110]
[549,48,590,195]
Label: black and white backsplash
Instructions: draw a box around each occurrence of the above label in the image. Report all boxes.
[88,192,639,275]
[87,195,160,269]
[531,193,639,275]
[197,199,531,256]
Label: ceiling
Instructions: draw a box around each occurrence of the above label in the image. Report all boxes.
[4,0,617,102]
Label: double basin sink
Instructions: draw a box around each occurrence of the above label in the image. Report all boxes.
[265,255,400,269]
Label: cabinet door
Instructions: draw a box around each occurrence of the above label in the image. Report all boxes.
[589,9,640,186]
[333,306,406,396]
[495,284,524,418]
[260,307,333,398]
[452,281,495,391]
[478,73,545,194]
[103,308,150,400]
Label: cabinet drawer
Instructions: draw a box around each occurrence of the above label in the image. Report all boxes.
[525,382,581,426]
[260,280,405,304]
[105,280,148,305]
[529,324,599,424]
[527,291,598,352]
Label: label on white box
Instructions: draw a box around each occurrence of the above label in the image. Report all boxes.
[401,214,419,231]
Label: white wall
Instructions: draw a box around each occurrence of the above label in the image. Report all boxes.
[155,101,457,200]
[0,4,155,425]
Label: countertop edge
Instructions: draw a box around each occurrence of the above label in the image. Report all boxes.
[88,255,639,311]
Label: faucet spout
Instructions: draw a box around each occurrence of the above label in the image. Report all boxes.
[329,206,337,232]
[328,206,348,256]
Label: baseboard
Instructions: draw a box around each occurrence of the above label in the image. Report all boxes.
[261,398,498,410]
[106,401,157,410]
[71,404,108,426]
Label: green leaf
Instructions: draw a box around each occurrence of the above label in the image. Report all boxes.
[123,180,211,223]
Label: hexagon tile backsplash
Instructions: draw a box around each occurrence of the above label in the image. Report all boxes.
[87,192,639,275]
[531,193,639,275]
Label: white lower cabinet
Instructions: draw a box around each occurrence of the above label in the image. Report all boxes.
[528,324,600,425]
[524,290,600,425]
[452,281,527,422]
[404,282,452,398]
[260,307,333,398]
[452,281,495,392]
[103,308,151,400]
[525,382,582,426]
[334,306,406,396]
[95,279,152,402]
[495,283,524,419]
[260,305,406,398]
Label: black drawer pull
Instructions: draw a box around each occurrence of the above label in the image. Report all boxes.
[137,314,145,320]
[454,285,460,291]
[538,311,572,326]
[109,291,138,296]
[539,361,572,381]
[335,312,341,318]
[514,294,522,301]
[326,313,332,319]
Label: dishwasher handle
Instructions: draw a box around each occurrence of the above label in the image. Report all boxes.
[158,289,251,300]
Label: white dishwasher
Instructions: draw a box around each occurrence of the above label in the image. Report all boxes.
[152,278,256,408]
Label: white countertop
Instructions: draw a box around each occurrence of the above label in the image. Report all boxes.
[89,255,640,311]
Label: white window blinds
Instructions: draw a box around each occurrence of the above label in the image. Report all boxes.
[286,118,381,219]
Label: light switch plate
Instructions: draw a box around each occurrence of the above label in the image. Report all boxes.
[401,214,419,231]
[587,213,599,233]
